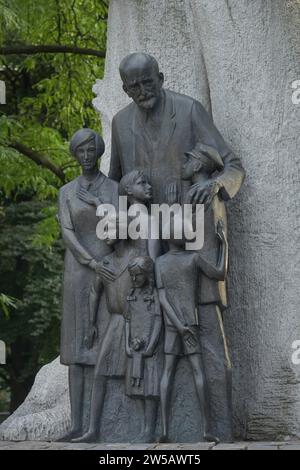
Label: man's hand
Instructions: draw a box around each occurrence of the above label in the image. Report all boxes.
[187,179,222,207]
[77,188,101,207]
[84,324,98,349]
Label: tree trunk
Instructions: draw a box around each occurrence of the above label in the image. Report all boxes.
[93,0,300,439]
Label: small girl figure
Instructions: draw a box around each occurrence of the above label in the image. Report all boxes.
[125,256,162,442]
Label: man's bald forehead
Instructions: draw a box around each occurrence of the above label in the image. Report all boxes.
[119,53,159,80]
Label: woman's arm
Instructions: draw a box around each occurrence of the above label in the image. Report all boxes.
[85,274,103,349]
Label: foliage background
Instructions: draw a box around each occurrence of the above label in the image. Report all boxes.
[0,0,108,412]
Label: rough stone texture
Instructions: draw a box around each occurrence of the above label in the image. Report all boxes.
[1,0,300,442]
[0,357,70,441]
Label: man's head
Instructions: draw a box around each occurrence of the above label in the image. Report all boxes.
[119,53,164,110]
[119,169,152,203]
[181,143,224,180]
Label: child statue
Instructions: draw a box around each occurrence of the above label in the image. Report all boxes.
[156,215,228,443]
[125,256,162,442]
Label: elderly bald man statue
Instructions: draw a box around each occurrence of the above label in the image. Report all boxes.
[109,52,245,205]
[109,52,245,441]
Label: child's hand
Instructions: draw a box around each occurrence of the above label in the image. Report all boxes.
[182,326,197,349]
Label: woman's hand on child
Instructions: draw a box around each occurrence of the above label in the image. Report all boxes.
[94,262,116,282]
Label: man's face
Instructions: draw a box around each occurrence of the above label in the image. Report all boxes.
[130,175,152,202]
[122,64,163,110]
[181,154,199,180]
[75,139,98,171]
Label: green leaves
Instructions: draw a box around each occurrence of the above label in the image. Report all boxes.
[0,0,107,204]
[0,0,108,409]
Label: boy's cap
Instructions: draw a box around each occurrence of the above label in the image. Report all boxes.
[185,143,224,171]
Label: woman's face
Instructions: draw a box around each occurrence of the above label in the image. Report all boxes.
[75,138,98,171]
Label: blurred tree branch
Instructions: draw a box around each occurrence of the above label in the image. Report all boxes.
[8,141,66,182]
[0,44,106,58]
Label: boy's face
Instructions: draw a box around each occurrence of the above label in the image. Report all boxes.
[181,154,200,180]
[130,175,152,202]
[129,266,148,288]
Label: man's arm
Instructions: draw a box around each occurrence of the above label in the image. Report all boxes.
[189,100,245,203]
[108,116,122,182]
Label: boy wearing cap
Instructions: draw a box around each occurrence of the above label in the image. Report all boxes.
[181,143,233,441]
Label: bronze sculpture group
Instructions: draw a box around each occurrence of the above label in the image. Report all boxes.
[58,53,245,443]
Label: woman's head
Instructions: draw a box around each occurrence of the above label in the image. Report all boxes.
[69,128,105,171]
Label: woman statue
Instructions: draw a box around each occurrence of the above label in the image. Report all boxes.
[57,128,119,440]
